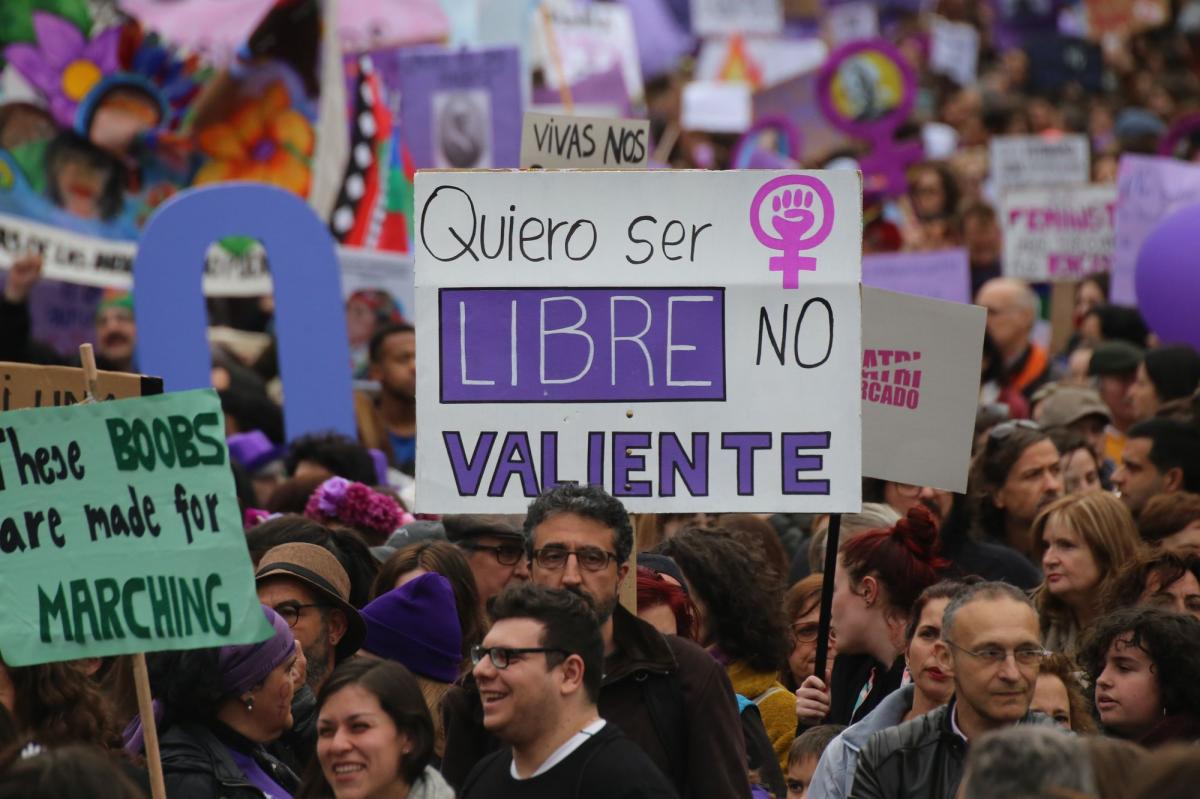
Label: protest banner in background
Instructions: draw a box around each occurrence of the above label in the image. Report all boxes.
[862,249,971,304]
[694,36,827,89]
[826,2,879,45]
[690,0,784,36]
[1,363,163,412]
[862,288,985,493]
[929,16,979,87]
[0,388,272,666]
[414,170,864,513]
[1112,154,1200,304]
[990,135,1090,192]
[396,46,522,170]
[533,1,644,105]
[520,113,649,169]
[1001,184,1117,282]
[754,72,851,163]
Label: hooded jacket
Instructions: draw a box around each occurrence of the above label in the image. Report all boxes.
[809,684,915,799]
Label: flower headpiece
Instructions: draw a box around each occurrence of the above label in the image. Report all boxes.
[304,476,410,539]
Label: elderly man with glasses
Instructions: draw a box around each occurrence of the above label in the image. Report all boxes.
[445,514,531,619]
[848,582,1056,799]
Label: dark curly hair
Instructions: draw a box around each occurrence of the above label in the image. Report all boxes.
[3,659,119,750]
[1077,607,1200,719]
[246,515,379,608]
[1103,549,1200,616]
[1037,652,1098,734]
[145,648,229,728]
[656,527,788,672]
[524,485,634,565]
[284,432,378,485]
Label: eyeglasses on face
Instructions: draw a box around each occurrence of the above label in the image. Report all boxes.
[459,541,527,566]
[532,545,619,572]
[470,645,569,670]
[272,602,326,628]
[944,639,1049,666]
[791,622,836,644]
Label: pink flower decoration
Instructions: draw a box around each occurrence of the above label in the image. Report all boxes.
[5,12,120,127]
[304,477,406,538]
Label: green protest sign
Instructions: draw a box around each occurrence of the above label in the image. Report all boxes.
[0,389,272,666]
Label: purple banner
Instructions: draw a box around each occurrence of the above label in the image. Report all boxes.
[439,287,726,403]
[862,249,971,304]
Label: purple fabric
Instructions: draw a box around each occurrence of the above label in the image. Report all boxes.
[217,606,295,697]
[227,747,293,799]
[362,573,462,683]
[227,431,282,473]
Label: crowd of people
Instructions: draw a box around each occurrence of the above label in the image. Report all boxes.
[6,1,1200,798]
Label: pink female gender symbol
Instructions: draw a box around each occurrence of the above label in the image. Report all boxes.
[749,175,836,289]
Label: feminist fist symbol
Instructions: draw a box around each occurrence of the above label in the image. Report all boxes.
[750,176,836,289]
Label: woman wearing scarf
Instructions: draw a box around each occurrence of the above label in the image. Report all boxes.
[125,606,303,798]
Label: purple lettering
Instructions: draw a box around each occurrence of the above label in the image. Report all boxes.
[487,433,539,497]
[782,432,831,495]
[659,433,709,497]
[721,433,772,496]
[443,432,496,496]
[612,433,652,497]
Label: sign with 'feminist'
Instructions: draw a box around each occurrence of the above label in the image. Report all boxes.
[0,389,272,666]
[414,170,863,512]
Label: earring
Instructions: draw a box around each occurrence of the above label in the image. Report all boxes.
[244,696,255,712]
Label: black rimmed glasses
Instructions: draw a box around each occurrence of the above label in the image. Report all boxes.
[532,546,619,572]
[470,645,569,670]
[272,602,327,628]
[458,541,527,566]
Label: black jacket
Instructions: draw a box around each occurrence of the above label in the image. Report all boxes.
[848,700,1055,799]
[158,721,300,799]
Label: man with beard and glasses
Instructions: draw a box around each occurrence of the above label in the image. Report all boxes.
[966,421,1063,562]
[443,485,751,798]
[255,542,365,772]
[94,289,138,372]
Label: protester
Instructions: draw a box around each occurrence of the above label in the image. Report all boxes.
[1137,492,1200,553]
[302,658,452,799]
[0,743,147,799]
[635,565,697,639]
[847,582,1054,799]
[285,433,379,487]
[93,289,138,372]
[821,506,947,727]
[0,658,121,752]
[1036,385,1112,467]
[354,322,418,474]
[956,726,1096,799]
[371,539,485,668]
[443,514,531,618]
[136,606,302,798]
[785,725,845,799]
[1105,548,1200,620]
[1078,607,1200,747]
[656,527,794,769]
[360,573,463,761]
[1031,652,1096,734]
[974,278,1052,401]
[968,421,1063,559]
[1112,418,1200,518]
[245,515,380,609]
[782,575,835,693]
[1032,492,1144,654]
[1045,428,1105,495]
[1081,737,1147,799]
[459,583,678,797]
[809,580,969,799]
[1127,345,1200,422]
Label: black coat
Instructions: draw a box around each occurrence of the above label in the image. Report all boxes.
[848,701,1055,799]
[158,721,299,799]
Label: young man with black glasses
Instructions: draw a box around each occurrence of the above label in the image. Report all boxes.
[444,514,530,618]
[460,583,677,797]
[848,582,1056,799]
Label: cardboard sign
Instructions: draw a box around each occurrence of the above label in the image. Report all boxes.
[862,249,972,304]
[862,288,986,493]
[520,113,650,169]
[682,81,753,133]
[0,389,273,666]
[134,183,355,442]
[990,135,1091,192]
[929,16,980,87]
[1001,184,1117,282]
[414,170,864,512]
[826,2,880,45]
[0,363,163,412]
[534,1,644,105]
[690,0,784,36]
[395,46,522,170]
[1112,155,1200,304]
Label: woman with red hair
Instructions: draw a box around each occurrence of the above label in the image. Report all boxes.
[797,506,949,726]
[635,565,697,640]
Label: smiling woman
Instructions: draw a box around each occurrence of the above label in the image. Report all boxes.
[301,659,453,799]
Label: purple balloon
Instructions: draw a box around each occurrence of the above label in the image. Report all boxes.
[1135,201,1200,350]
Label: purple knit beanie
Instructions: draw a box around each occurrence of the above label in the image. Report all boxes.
[361,573,462,683]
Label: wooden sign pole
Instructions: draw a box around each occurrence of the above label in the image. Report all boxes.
[79,344,167,799]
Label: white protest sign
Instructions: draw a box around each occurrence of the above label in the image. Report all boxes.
[520,112,649,168]
[826,1,879,45]
[929,16,979,86]
[862,287,985,493]
[1112,154,1200,304]
[690,0,784,36]
[1001,184,1117,282]
[682,81,753,133]
[414,170,863,512]
[533,1,644,104]
[989,135,1091,192]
